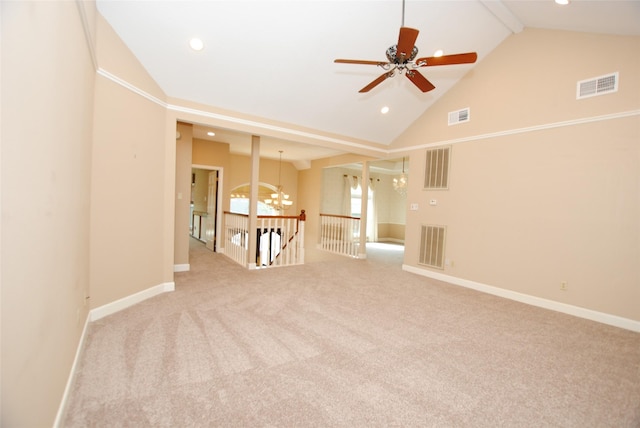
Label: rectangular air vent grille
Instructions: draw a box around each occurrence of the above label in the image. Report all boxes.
[448,107,470,125]
[419,225,446,269]
[424,147,450,190]
[577,72,618,99]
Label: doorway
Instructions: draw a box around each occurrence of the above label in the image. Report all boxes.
[191,165,223,252]
[321,160,408,247]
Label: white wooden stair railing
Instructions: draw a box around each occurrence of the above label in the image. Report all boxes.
[223,210,306,269]
[319,213,361,258]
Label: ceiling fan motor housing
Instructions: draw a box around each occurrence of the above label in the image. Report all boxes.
[386,44,419,64]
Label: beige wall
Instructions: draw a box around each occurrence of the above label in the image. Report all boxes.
[395,29,640,322]
[394,29,639,149]
[1,1,96,425]
[192,139,299,214]
[174,122,193,266]
[321,166,349,215]
[171,137,229,265]
[378,223,406,243]
[2,3,176,424]
[374,169,407,242]
[89,14,169,309]
[227,154,298,211]
[191,168,210,212]
[192,138,231,215]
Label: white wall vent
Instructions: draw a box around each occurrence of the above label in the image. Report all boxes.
[577,72,618,99]
[419,225,446,269]
[424,147,450,190]
[448,107,470,125]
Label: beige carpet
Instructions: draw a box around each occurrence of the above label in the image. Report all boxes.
[63,239,640,427]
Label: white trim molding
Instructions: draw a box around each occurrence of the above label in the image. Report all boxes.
[56,282,175,424]
[96,67,387,156]
[174,264,190,272]
[168,103,388,155]
[403,265,640,333]
[96,66,638,158]
[389,109,640,154]
[97,68,167,108]
[89,282,175,322]
[76,0,98,71]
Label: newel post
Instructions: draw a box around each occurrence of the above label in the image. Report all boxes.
[298,210,306,264]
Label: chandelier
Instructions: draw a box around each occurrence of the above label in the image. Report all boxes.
[393,157,408,196]
[265,151,293,211]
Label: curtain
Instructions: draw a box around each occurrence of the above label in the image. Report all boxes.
[342,174,353,216]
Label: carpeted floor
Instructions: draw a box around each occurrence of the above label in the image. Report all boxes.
[63,239,640,427]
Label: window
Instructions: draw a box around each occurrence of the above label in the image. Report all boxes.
[350,182,375,241]
[350,182,373,218]
[230,183,279,215]
[230,198,277,215]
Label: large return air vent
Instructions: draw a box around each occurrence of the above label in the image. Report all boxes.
[448,107,470,125]
[419,225,446,269]
[577,72,618,99]
[424,147,450,190]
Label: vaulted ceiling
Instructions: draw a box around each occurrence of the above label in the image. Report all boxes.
[97,0,640,164]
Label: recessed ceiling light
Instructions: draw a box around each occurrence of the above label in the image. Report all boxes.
[207,131,216,137]
[433,49,444,57]
[381,106,390,114]
[189,38,204,51]
[555,0,569,5]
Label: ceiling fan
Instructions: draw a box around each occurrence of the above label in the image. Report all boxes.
[334,1,477,93]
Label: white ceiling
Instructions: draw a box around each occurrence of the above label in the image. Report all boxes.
[97,0,640,165]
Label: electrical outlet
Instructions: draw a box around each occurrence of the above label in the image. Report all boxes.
[560,281,568,291]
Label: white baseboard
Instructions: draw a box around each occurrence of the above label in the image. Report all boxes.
[376,238,405,244]
[403,265,640,333]
[53,312,91,428]
[174,264,190,272]
[89,282,175,322]
[55,281,175,424]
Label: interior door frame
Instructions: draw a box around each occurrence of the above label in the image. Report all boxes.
[192,164,223,253]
